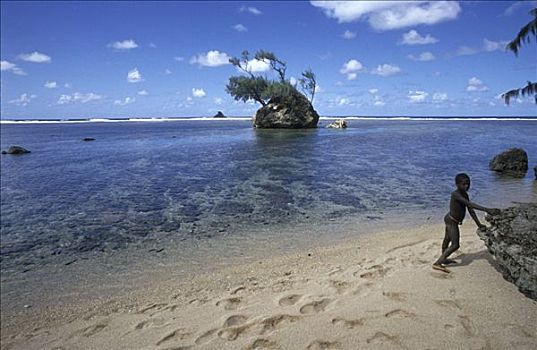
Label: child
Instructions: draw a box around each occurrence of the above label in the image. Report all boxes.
[432,173,500,273]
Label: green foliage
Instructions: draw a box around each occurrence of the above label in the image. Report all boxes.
[299,69,317,104]
[225,50,315,106]
[502,8,536,104]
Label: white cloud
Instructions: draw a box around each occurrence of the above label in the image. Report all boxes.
[44,81,58,88]
[192,88,206,98]
[289,76,298,86]
[340,59,363,80]
[373,100,385,106]
[483,38,508,52]
[432,92,448,101]
[137,90,148,96]
[371,64,401,76]
[338,97,350,106]
[9,93,36,106]
[18,51,51,63]
[233,24,248,32]
[148,42,157,48]
[108,39,138,50]
[127,68,143,83]
[239,58,271,73]
[455,46,479,56]
[164,69,172,75]
[114,97,135,106]
[408,51,435,61]
[190,50,230,67]
[400,29,438,45]
[466,77,488,92]
[369,88,379,94]
[214,97,224,105]
[239,6,262,15]
[57,92,102,105]
[342,30,357,39]
[503,1,536,16]
[174,56,185,62]
[310,1,461,31]
[1,60,26,75]
[408,90,428,103]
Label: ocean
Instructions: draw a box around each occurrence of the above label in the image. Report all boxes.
[1,118,536,283]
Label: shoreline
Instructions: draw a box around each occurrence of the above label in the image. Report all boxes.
[2,220,536,349]
[1,116,537,124]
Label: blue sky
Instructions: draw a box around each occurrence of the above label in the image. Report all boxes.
[1,1,536,119]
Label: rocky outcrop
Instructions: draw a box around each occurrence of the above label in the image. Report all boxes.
[477,203,537,300]
[213,111,226,118]
[326,119,347,129]
[1,146,31,155]
[253,92,319,129]
[489,148,528,176]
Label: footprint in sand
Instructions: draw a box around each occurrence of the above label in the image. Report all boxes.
[194,328,218,345]
[504,323,536,338]
[328,280,352,294]
[231,286,246,295]
[366,332,400,346]
[272,279,295,293]
[434,299,462,310]
[137,303,168,314]
[134,317,168,330]
[358,265,389,279]
[299,298,332,315]
[260,314,301,335]
[353,282,373,296]
[216,297,242,310]
[430,271,454,280]
[156,328,193,346]
[245,338,280,350]
[382,291,407,302]
[384,309,416,319]
[331,317,364,329]
[80,323,107,337]
[278,294,302,306]
[458,315,478,337]
[306,340,341,350]
[217,323,252,341]
[223,315,248,327]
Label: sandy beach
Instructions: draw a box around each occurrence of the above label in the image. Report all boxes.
[2,220,536,350]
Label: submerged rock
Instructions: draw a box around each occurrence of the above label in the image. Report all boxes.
[489,148,528,176]
[82,137,96,141]
[477,203,537,300]
[326,119,347,129]
[253,91,319,129]
[213,111,226,118]
[1,146,31,155]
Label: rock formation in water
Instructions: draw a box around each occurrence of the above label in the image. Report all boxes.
[477,203,537,300]
[82,137,96,141]
[1,146,31,155]
[213,111,226,118]
[253,91,319,129]
[534,165,536,180]
[326,119,347,129]
[489,148,528,176]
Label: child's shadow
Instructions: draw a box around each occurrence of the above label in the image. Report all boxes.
[456,249,503,274]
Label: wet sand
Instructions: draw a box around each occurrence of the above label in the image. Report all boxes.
[1,221,536,349]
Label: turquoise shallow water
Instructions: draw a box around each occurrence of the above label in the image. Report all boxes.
[1,119,536,276]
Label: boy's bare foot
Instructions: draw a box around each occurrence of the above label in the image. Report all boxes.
[432,264,451,273]
[443,259,458,265]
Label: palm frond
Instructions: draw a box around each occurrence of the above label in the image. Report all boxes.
[501,81,537,105]
[506,8,537,55]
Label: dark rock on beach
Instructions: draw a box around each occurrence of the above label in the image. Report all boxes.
[489,148,528,176]
[1,146,31,155]
[253,91,319,129]
[213,111,226,118]
[82,137,96,141]
[477,203,537,300]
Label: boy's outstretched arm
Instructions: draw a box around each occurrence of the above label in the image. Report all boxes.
[468,208,486,230]
[453,192,500,214]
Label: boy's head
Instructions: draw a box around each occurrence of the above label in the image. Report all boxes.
[455,173,471,192]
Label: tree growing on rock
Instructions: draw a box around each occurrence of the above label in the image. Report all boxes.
[225,50,316,106]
